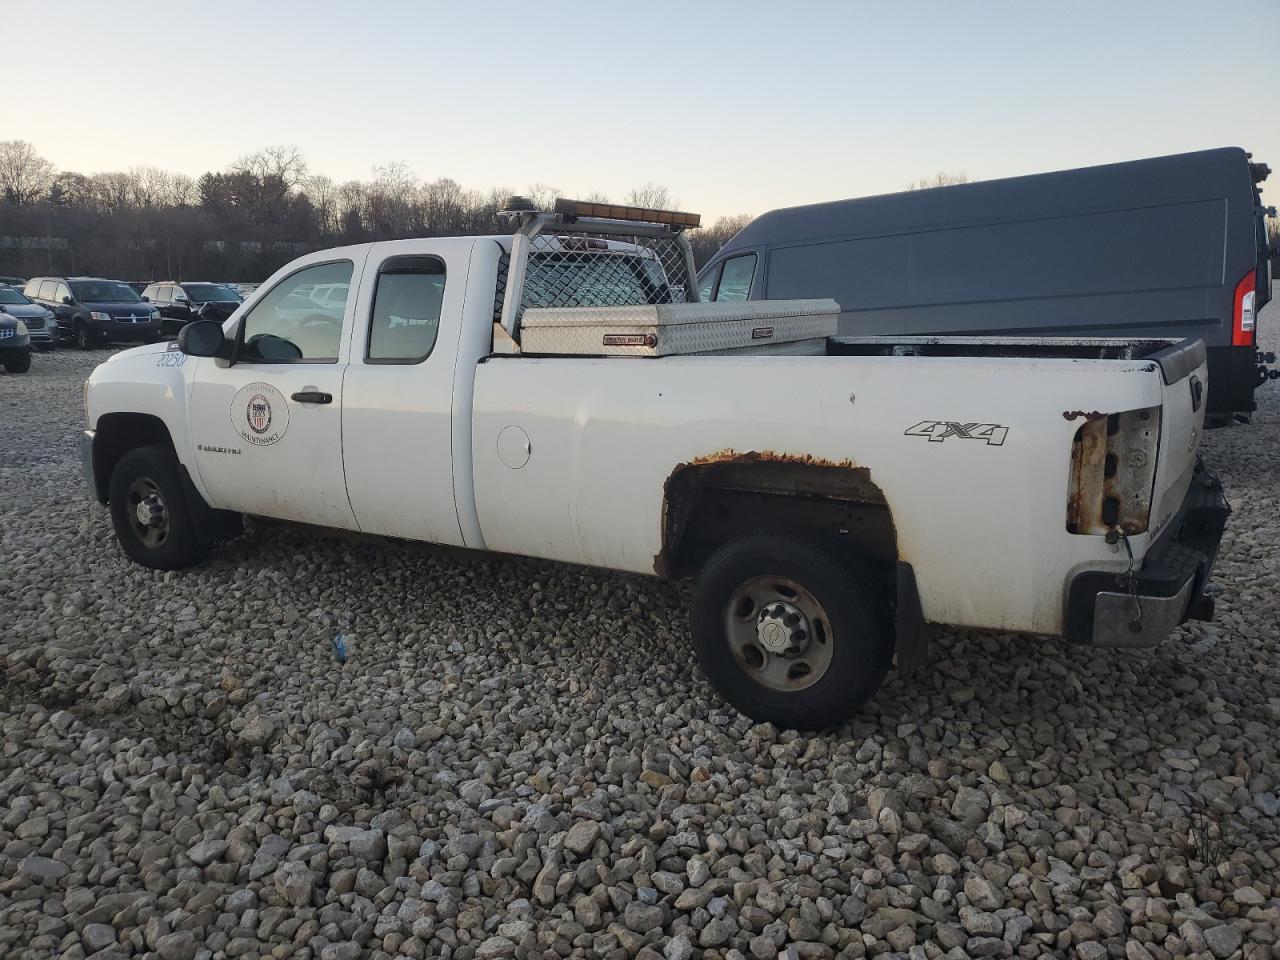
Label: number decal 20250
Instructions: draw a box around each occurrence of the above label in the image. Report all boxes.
[155,351,187,367]
[905,421,1009,446]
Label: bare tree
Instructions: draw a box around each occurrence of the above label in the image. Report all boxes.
[302,175,340,236]
[0,140,55,205]
[625,182,678,210]
[367,162,419,237]
[232,145,308,190]
[689,213,754,267]
[905,171,969,191]
[525,183,561,212]
[170,173,199,207]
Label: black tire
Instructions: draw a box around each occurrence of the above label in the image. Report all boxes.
[108,445,209,570]
[74,321,95,351]
[2,351,31,373]
[690,533,892,729]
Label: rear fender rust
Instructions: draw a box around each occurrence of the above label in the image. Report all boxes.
[654,449,895,577]
[684,448,859,470]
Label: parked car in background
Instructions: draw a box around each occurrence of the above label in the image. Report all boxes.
[142,281,243,334]
[700,147,1275,421]
[0,284,57,349]
[0,275,28,287]
[0,311,32,372]
[24,276,162,349]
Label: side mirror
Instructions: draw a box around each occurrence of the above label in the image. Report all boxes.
[62,296,73,305]
[140,296,150,302]
[178,319,232,359]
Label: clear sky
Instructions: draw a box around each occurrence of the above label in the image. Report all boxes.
[6,0,1278,221]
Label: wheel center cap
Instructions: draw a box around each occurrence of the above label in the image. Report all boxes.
[756,601,809,654]
[136,501,152,525]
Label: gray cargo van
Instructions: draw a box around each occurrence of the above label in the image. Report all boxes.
[699,148,1275,418]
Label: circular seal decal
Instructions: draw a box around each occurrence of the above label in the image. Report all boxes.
[230,382,290,447]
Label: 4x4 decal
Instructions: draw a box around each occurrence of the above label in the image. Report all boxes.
[905,421,1009,446]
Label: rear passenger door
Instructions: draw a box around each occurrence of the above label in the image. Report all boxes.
[341,240,466,545]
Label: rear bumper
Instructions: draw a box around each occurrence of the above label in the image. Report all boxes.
[1065,460,1229,648]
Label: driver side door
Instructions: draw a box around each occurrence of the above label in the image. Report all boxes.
[187,255,366,528]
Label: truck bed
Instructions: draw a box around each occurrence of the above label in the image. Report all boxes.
[829,335,1206,384]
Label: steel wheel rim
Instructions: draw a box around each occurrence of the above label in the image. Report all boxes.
[724,575,835,692]
[125,477,169,548]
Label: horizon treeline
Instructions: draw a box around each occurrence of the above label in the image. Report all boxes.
[0,141,753,282]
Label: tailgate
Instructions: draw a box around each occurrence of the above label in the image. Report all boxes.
[1147,339,1209,541]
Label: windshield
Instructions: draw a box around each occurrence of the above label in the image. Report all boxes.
[69,280,142,303]
[0,287,31,305]
[183,283,241,302]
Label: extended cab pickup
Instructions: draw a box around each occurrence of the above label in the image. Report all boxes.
[82,199,1230,728]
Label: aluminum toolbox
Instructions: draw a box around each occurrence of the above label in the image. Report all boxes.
[519,298,840,357]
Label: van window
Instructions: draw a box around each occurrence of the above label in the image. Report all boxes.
[697,265,719,302]
[715,254,757,302]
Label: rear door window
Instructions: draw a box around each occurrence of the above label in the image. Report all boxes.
[715,253,757,302]
[366,256,446,363]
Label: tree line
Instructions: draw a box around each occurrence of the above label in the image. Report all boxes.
[0,141,753,282]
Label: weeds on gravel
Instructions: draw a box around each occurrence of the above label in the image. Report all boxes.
[1185,795,1240,865]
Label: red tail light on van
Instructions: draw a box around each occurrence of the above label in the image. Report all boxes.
[1232,269,1256,347]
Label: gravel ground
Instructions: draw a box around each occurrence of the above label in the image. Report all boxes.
[2,324,1279,960]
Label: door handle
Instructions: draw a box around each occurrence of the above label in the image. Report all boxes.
[291,391,332,404]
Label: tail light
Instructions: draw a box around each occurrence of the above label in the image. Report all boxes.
[1066,407,1161,535]
[1232,269,1256,347]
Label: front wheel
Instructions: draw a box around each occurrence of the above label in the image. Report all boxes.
[2,350,31,373]
[108,445,209,570]
[74,321,96,351]
[690,534,893,729]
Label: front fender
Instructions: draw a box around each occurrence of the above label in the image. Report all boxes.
[85,344,204,497]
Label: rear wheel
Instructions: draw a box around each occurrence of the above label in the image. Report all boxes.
[2,350,31,373]
[690,533,892,729]
[108,445,209,570]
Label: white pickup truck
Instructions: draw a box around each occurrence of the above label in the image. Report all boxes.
[82,199,1229,729]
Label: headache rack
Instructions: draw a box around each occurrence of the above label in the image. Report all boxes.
[494,197,703,353]
[493,197,839,357]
